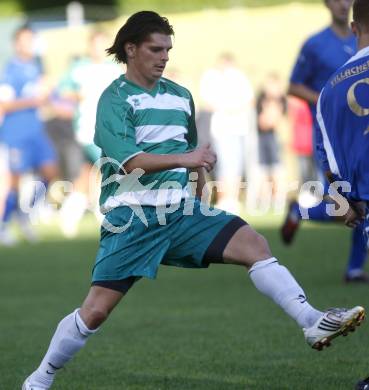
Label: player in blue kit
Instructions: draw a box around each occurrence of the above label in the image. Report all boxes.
[315,1,369,387]
[316,2,369,236]
[0,26,58,245]
[281,0,368,283]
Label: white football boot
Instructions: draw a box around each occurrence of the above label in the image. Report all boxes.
[304,306,365,351]
[22,375,48,390]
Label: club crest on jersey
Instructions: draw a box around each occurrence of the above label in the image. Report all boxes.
[132,98,140,107]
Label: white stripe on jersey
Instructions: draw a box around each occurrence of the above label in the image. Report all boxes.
[316,93,342,177]
[135,125,188,144]
[126,92,191,115]
[169,168,187,173]
[101,186,191,212]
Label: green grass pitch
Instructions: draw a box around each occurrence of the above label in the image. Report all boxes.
[1,215,368,389]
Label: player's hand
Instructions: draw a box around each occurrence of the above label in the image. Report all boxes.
[181,144,217,172]
[344,201,366,228]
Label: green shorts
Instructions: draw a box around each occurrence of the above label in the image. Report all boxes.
[92,199,246,283]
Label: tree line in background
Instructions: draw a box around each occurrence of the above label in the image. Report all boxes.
[7,0,320,14]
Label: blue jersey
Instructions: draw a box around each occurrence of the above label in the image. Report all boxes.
[290,27,356,111]
[316,46,369,201]
[0,57,44,143]
[290,27,356,169]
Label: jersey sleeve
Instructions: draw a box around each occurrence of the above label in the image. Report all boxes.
[290,40,316,85]
[185,92,198,151]
[94,92,143,169]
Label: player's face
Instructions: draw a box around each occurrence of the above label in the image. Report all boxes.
[326,0,353,25]
[127,33,172,88]
[14,30,34,59]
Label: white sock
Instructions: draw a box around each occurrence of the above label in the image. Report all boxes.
[248,257,322,329]
[30,309,98,388]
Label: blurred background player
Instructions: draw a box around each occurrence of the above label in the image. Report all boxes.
[0,25,58,246]
[256,72,287,209]
[200,53,255,214]
[57,30,121,237]
[281,0,369,283]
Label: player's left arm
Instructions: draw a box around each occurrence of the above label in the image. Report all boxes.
[325,168,365,227]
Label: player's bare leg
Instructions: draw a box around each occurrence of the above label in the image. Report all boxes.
[79,286,124,329]
[23,286,124,389]
[221,224,365,350]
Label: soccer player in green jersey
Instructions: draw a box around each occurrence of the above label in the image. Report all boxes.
[23,11,365,389]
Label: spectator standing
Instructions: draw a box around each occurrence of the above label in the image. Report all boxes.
[200,53,254,213]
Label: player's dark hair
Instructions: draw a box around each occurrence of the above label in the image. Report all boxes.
[13,24,33,40]
[353,0,369,30]
[106,11,174,64]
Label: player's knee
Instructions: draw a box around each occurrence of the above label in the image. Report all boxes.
[224,227,272,267]
[249,232,272,264]
[81,306,110,330]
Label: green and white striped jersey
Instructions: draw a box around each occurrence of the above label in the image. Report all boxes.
[94,75,198,212]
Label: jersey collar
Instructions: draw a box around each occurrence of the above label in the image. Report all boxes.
[121,74,161,97]
[346,45,369,65]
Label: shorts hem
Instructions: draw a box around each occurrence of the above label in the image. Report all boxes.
[91,271,157,283]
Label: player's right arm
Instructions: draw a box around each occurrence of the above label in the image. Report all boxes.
[0,79,50,114]
[0,84,46,113]
[0,97,44,113]
[288,39,319,104]
[95,89,216,176]
[288,83,319,105]
[0,61,50,113]
[124,143,217,174]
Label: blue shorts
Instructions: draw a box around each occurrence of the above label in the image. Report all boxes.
[92,199,246,283]
[6,131,56,173]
